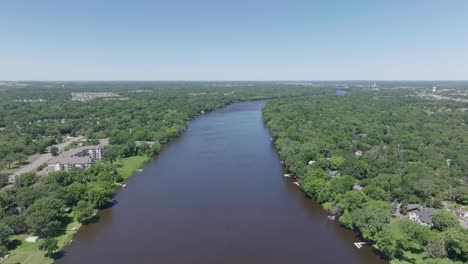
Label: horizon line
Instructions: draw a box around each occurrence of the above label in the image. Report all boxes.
[1,80,468,82]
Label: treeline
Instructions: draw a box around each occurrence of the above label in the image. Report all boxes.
[0,83,334,258]
[0,82,333,172]
[0,164,121,256]
[263,90,468,264]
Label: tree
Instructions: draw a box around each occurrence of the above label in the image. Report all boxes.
[455,186,468,205]
[364,185,389,201]
[103,145,119,163]
[61,183,87,206]
[301,176,326,199]
[87,183,113,209]
[3,215,28,234]
[15,172,38,188]
[14,153,28,165]
[432,210,459,231]
[375,224,405,259]
[444,228,468,262]
[341,190,367,212]
[330,156,345,170]
[353,160,370,180]
[0,245,8,258]
[375,219,434,260]
[339,210,353,229]
[0,174,9,188]
[329,175,354,194]
[4,154,15,169]
[25,197,64,237]
[424,239,447,259]
[50,146,59,156]
[39,237,58,257]
[74,201,95,224]
[351,200,392,240]
[0,223,12,247]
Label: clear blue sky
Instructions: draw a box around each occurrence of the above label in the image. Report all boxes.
[1,0,467,80]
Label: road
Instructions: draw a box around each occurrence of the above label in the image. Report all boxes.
[10,136,84,180]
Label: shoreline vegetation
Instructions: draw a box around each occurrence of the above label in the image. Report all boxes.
[262,89,468,264]
[0,83,334,263]
[3,156,149,264]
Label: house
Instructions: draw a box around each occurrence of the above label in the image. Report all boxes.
[308,160,315,166]
[406,204,423,213]
[456,209,468,218]
[328,170,340,178]
[353,185,364,192]
[409,210,433,226]
[354,150,363,157]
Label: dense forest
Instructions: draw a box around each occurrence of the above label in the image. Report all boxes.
[0,82,333,261]
[0,82,332,172]
[263,89,468,264]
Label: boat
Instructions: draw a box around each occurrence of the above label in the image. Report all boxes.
[137,169,143,172]
[122,184,127,188]
[283,174,290,177]
[327,215,336,220]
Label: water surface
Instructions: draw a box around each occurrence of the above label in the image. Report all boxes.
[57,101,386,264]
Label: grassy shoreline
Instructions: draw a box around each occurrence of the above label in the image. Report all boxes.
[4,155,150,264]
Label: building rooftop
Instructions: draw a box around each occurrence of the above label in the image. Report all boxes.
[412,210,433,225]
[353,185,364,191]
[49,154,94,165]
[407,203,422,212]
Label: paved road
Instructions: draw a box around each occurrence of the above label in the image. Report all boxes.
[10,136,84,180]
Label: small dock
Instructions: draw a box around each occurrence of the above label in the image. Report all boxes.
[354,242,368,249]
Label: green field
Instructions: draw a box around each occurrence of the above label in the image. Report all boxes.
[116,155,151,179]
[5,219,81,264]
[4,156,148,264]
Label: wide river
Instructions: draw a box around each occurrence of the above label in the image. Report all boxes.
[57,101,386,264]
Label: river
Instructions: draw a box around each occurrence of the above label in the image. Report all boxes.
[56,100,386,264]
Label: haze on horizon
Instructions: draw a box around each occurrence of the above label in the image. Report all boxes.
[1,0,467,81]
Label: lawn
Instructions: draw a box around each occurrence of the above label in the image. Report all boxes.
[116,155,151,179]
[3,156,148,263]
[4,218,81,264]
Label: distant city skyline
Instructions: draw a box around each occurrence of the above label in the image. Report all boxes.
[1,1,467,80]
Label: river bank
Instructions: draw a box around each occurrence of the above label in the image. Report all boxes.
[56,100,386,264]
[3,155,151,264]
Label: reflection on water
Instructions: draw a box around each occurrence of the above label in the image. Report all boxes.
[57,100,386,264]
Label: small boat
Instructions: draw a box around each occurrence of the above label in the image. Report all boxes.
[327,215,336,220]
[283,174,291,177]
[137,169,143,172]
[122,184,127,188]
[293,181,300,186]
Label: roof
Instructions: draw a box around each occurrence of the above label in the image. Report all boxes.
[407,204,422,211]
[48,145,101,165]
[328,170,340,177]
[353,185,364,191]
[68,146,102,155]
[412,210,433,225]
[49,155,94,165]
[456,209,467,214]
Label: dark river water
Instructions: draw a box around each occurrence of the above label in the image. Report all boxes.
[56,101,386,264]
